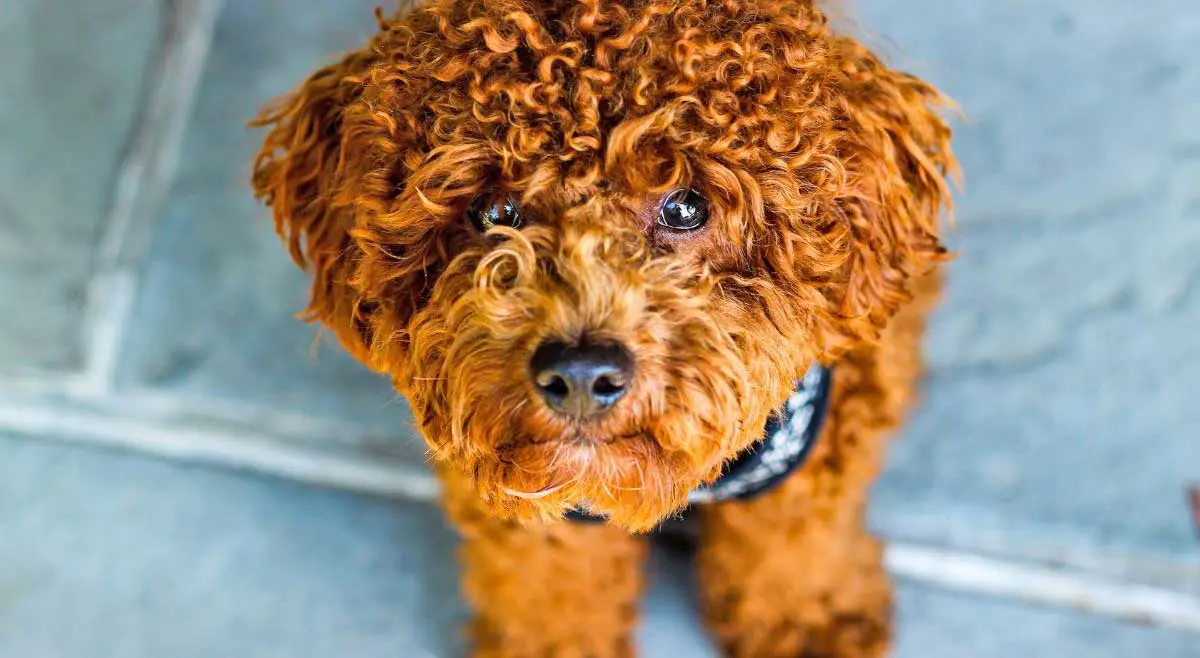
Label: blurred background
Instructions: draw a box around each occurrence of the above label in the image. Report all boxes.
[1,0,1198,656]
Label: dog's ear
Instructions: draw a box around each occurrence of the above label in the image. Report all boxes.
[251,50,380,367]
[820,37,958,353]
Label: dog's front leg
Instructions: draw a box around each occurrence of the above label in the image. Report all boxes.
[439,468,648,658]
[695,476,893,658]
[695,272,938,658]
[695,344,921,658]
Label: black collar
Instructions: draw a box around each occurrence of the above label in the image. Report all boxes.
[566,363,833,523]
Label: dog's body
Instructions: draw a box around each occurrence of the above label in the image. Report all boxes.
[252,1,955,655]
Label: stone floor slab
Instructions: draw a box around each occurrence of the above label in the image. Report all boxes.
[852,0,1200,562]
[1,436,1196,658]
[0,0,161,373]
[0,434,461,658]
[115,1,420,450]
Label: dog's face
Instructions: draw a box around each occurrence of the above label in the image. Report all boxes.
[253,0,954,530]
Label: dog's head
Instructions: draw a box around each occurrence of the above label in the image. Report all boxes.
[252,0,955,530]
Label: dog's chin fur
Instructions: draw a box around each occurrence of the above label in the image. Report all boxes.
[468,433,704,530]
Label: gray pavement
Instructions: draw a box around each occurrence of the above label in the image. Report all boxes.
[0,0,161,373]
[2,435,1195,658]
[856,0,1200,573]
[1,0,1198,655]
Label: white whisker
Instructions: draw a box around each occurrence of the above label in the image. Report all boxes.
[501,480,569,499]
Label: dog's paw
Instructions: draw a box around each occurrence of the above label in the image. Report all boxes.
[472,635,634,658]
[714,612,891,658]
[472,644,633,658]
[800,613,891,658]
[706,570,894,658]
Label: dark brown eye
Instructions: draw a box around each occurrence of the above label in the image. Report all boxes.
[658,189,709,231]
[467,195,521,232]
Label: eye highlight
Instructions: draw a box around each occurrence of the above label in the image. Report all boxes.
[467,194,521,232]
[658,189,709,231]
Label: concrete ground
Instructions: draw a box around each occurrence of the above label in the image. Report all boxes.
[1,0,1198,656]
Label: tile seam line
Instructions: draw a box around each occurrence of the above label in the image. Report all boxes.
[0,399,1198,633]
[78,0,225,397]
[0,396,438,501]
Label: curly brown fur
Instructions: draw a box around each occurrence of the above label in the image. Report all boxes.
[441,463,648,656]
[698,271,940,658]
[251,0,955,655]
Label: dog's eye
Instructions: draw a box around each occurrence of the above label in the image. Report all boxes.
[658,189,709,231]
[467,195,521,232]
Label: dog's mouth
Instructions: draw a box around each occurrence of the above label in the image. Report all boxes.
[485,423,708,524]
[496,421,646,449]
[497,430,623,468]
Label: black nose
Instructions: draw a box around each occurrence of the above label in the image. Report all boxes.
[530,341,634,419]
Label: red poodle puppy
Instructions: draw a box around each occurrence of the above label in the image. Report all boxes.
[252,0,956,656]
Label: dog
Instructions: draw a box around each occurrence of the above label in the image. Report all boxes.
[251,0,956,655]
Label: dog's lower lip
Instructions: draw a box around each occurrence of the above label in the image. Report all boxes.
[567,428,642,445]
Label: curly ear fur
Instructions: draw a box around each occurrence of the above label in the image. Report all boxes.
[250,47,381,366]
[819,36,957,354]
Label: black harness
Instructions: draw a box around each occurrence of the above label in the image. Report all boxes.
[566,364,833,523]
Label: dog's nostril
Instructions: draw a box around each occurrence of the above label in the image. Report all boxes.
[592,374,625,397]
[535,372,571,400]
[530,340,634,419]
